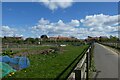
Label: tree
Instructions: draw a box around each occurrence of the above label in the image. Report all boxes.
[16,40,24,44]
[41,35,48,39]
[109,35,118,42]
[35,38,40,44]
[25,38,35,44]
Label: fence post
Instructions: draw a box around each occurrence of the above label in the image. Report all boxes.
[75,69,81,80]
[89,47,91,68]
[89,45,92,68]
[86,51,89,80]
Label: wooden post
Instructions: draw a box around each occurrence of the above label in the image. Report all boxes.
[89,47,92,68]
[86,52,89,80]
[75,69,81,80]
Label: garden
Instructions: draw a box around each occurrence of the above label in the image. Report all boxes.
[1,44,88,79]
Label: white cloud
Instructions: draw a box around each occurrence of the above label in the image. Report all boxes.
[38,18,50,25]
[40,0,73,10]
[57,20,65,26]
[81,14,119,27]
[69,20,80,27]
[32,14,119,39]
[1,26,24,37]
[1,26,17,37]
[80,14,119,37]
[32,18,81,38]
[2,14,118,39]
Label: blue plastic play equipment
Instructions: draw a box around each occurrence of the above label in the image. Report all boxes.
[2,56,11,63]
[0,56,30,70]
[19,57,30,69]
[0,56,2,62]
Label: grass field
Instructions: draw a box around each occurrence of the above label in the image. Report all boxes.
[7,45,88,79]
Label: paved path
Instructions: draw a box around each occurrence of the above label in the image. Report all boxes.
[93,43,118,79]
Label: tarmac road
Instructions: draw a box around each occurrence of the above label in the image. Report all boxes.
[93,43,119,79]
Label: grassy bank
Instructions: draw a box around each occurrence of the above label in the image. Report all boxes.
[6,45,88,79]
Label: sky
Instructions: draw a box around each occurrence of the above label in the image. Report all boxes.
[1,2,119,39]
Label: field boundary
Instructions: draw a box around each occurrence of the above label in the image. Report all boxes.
[54,44,94,80]
[67,44,94,80]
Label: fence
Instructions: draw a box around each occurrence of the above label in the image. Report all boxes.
[99,42,120,50]
[55,44,93,80]
[67,44,93,80]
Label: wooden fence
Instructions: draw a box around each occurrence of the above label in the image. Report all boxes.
[67,44,93,80]
[54,44,93,80]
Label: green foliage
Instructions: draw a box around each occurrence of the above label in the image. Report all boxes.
[109,35,118,42]
[99,35,119,42]
[41,35,48,39]
[2,35,84,45]
[25,38,36,44]
[16,40,24,44]
[2,49,16,56]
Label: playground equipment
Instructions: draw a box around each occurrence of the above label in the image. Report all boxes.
[0,56,30,78]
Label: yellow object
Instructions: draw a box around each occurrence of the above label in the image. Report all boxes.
[11,72,14,75]
[8,74,12,76]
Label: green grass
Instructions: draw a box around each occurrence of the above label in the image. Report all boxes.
[8,45,88,79]
[19,46,51,52]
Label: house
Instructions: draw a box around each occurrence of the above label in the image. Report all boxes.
[99,36,108,39]
[85,36,99,43]
[49,36,78,41]
[49,37,58,41]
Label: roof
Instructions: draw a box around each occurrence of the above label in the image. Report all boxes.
[49,36,77,40]
[100,36,108,38]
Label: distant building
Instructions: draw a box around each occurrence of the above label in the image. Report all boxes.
[49,36,78,41]
[85,36,99,43]
[49,37,58,41]
[99,36,108,39]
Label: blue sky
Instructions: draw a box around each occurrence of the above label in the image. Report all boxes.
[2,2,119,39]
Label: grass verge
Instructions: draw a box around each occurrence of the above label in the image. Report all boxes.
[5,45,88,79]
[88,44,96,79]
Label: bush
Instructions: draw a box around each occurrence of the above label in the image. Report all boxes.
[2,50,16,56]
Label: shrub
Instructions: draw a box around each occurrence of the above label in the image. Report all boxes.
[2,50,16,56]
